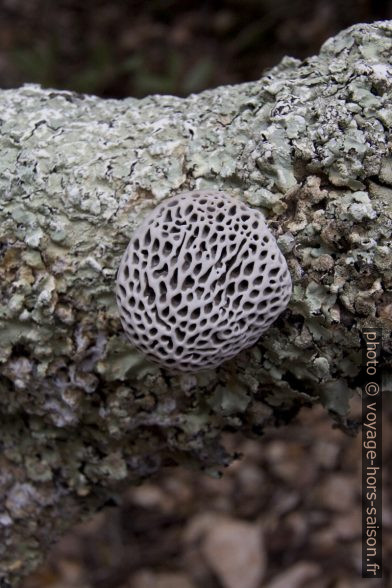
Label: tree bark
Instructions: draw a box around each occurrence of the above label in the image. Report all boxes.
[0,20,391,586]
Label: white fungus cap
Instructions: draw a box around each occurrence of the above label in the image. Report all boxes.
[116,190,292,372]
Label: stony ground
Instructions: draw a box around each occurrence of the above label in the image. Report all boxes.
[22,395,391,588]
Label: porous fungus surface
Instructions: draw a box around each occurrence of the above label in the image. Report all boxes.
[116,190,292,371]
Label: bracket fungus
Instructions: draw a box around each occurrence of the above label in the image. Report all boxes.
[116,190,292,372]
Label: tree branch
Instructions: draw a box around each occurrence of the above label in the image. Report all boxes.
[0,20,391,586]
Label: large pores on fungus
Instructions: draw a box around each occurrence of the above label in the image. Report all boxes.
[116,190,292,372]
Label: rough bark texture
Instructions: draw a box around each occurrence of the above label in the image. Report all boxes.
[0,20,391,587]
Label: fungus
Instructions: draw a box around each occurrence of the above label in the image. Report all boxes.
[116,190,292,372]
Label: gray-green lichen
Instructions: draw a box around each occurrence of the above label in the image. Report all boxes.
[0,21,391,586]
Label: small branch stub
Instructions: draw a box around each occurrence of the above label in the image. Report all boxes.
[116,190,292,371]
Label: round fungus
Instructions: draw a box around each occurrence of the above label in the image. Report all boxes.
[116,190,292,372]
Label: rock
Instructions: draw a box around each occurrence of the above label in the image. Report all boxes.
[265,561,321,588]
[200,517,266,588]
[314,474,356,512]
[129,570,196,588]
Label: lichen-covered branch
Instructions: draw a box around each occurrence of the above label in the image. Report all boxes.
[0,21,391,587]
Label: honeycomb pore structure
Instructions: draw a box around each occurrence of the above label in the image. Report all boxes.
[116,190,292,372]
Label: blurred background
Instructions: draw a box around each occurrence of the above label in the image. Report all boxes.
[3,0,389,587]
[1,0,391,99]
